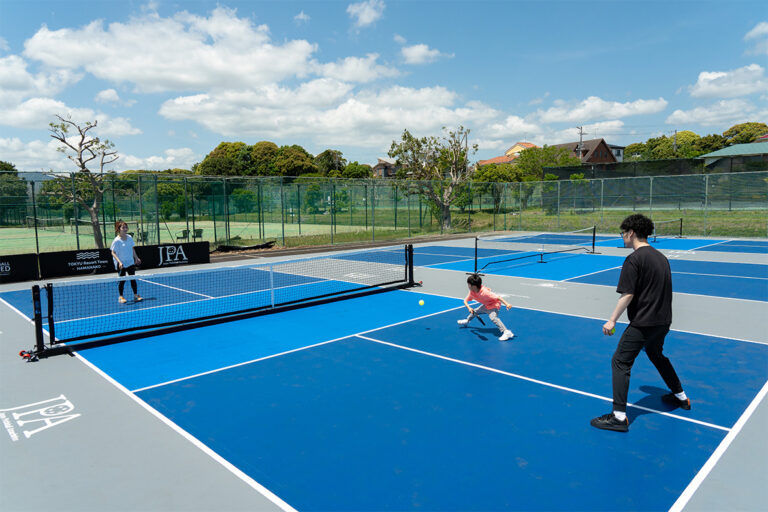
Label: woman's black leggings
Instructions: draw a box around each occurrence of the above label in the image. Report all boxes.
[118,265,138,295]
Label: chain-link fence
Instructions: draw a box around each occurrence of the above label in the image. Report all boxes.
[1,171,766,255]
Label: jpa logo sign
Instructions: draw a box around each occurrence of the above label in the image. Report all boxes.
[1,395,80,441]
[157,245,188,267]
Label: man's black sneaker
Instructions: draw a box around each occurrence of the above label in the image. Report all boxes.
[662,393,691,410]
[590,413,629,432]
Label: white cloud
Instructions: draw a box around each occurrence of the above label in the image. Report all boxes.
[483,115,540,140]
[528,92,550,106]
[393,34,406,45]
[122,147,198,170]
[347,0,385,29]
[688,64,768,98]
[22,8,317,93]
[536,96,668,123]
[666,99,756,126]
[294,11,310,24]
[159,84,496,148]
[550,120,625,144]
[313,53,398,83]
[0,137,69,171]
[745,21,768,55]
[0,36,9,52]
[0,54,82,108]
[401,44,453,65]
[95,88,120,103]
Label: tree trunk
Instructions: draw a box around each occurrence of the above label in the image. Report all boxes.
[87,190,104,249]
[441,203,451,230]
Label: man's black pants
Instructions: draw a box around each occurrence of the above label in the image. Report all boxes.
[611,324,683,413]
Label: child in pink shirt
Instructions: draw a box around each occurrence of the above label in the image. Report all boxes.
[459,273,514,340]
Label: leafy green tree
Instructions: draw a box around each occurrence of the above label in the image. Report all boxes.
[0,162,27,225]
[314,149,347,176]
[388,126,476,229]
[623,142,646,161]
[342,161,372,179]
[471,163,520,211]
[251,141,279,176]
[515,145,581,180]
[274,145,318,176]
[723,122,768,145]
[47,115,119,248]
[694,134,727,154]
[197,142,251,176]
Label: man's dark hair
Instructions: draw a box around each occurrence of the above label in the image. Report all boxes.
[467,273,483,288]
[620,214,654,239]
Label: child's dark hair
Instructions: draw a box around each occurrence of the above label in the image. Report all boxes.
[620,214,654,239]
[115,219,128,235]
[467,273,482,288]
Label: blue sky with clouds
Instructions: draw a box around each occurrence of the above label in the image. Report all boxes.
[1,0,766,172]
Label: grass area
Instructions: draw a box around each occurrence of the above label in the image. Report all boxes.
[2,208,765,256]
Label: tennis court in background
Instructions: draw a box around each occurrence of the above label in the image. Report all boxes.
[2,234,766,511]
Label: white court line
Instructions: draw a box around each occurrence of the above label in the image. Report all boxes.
[689,240,731,251]
[669,378,768,512]
[138,278,214,298]
[132,305,467,393]
[563,265,622,282]
[0,296,35,325]
[407,288,768,345]
[74,353,298,512]
[355,334,730,432]
[672,271,768,280]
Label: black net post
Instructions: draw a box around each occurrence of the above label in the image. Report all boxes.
[474,237,478,274]
[32,285,45,354]
[46,283,56,344]
[406,244,414,286]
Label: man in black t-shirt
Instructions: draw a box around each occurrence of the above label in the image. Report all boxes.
[591,214,690,432]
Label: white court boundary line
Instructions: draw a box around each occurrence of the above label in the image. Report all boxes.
[669,379,768,512]
[131,305,467,393]
[355,334,729,432]
[73,353,298,512]
[405,287,768,345]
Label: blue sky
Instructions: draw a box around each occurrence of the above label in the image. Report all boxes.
[1,0,766,172]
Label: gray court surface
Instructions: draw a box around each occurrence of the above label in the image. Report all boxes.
[1,233,766,512]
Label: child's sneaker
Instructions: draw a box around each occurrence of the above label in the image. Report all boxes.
[118,296,127,304]
[135,295,143,302]
[457,319,469,326]
[499,330,514,341]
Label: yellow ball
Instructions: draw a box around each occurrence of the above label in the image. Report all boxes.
[610,327,616,335]
[418,300,425,306]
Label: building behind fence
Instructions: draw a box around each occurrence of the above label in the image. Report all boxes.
[1,169,766,256]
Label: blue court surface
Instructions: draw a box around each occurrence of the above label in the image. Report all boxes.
[58,290,768,511]
[430,253,768,302]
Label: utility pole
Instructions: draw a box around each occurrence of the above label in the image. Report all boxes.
[576,126,585,161]
[673,129,678,154]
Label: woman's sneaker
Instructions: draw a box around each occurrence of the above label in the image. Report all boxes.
[457,319,469,326]
[499,330,514,341]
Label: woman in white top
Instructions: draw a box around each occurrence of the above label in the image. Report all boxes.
[110,220,143,304]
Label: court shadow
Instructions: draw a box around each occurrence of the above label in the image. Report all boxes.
[468,327,499,341]
[628,385,679,423]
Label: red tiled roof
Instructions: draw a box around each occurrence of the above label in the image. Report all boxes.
[477,155,518,166]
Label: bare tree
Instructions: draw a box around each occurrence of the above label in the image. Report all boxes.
[388,126,477,229]
[48,115,118,249]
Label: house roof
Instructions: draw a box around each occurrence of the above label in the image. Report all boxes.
[477,155,518,166]
[505,142,537,153]
[698,142,768,158]
[550,138,614,162]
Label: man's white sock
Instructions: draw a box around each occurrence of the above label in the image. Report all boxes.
[675,391,688,401]
[613,411,627,421]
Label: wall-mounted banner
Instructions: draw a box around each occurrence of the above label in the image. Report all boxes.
[134,242,209,269]
[38,249,113,279]
[0,253,39,283]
